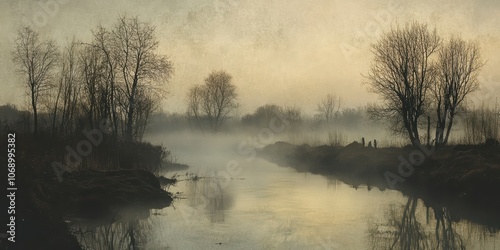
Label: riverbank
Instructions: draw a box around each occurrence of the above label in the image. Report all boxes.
[260,140,500,228]
[1,135,176,250]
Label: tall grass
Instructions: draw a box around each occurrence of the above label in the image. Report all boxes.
[328,129,348,146]
[462,102,500,144]
[283,128,348,146]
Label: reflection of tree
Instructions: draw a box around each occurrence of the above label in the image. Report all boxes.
[386,197,430,249]
[73,218,152,250]
[433,207,465,250]
[368,197,471,250]
[184,175,235,223]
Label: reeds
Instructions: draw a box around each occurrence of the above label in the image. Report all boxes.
[462,102,500,144]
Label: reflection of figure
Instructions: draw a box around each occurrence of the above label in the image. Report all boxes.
[368,141,372,148]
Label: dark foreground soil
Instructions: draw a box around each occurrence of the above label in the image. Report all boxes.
[3,169,173,250]
[1,135,175,250]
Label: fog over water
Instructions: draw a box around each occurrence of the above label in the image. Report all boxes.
[1,1,500,249]
[138,131,500,249]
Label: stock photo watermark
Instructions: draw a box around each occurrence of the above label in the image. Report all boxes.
[340,0,402,62]
[21,0,71,28]
[384,143,435,189]
[383,128,447,189]
[5,133,17,243]
[51,118,113,182]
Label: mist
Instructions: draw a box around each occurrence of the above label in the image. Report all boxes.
[2,1,500,249]
[1,0,500,113]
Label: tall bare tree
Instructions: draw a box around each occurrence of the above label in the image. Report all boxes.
[91,25,119,137]
[80,42,108,130]
[12,27,59,135]
[202,70,238,131]
[316,94,341,123]
[187,70,238,132]
[112,16,173,141]
[433,37,484,145]
[49,38,81,136]
[186,85,205,133]
[366,22,440,146]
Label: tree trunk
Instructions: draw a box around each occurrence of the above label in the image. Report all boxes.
[444,115,455,144]
[411,118,421,147]
[427,115,430,147]
[126,100,134,141]
[32,93,38,136]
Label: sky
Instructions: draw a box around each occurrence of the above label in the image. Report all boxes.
[1,0,500,114]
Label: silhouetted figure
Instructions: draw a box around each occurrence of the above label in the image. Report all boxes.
[362,137,365,147]
[374,139,377,149]
[368,141,372,148]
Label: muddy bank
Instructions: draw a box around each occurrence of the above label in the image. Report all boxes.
[5,169,174,250]
[260,141,500,228]
[55,169,174,221]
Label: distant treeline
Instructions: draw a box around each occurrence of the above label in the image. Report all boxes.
[147,104,370,133]
[142,102,499,145]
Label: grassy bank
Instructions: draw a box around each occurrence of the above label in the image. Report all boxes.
[260,140,500,229]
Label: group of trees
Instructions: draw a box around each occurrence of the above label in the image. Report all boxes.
[240,104,302,128]
[12,16,173,141]
[367,22,484,147]
[11,18,490,145]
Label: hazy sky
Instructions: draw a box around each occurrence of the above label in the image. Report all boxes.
[1,0,500,114]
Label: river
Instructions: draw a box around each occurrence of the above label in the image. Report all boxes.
[100,132,500,249]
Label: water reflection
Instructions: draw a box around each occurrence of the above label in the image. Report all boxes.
[72,218,153,250]
[184,173,235,223]
[434,206,466,250]
[368,197,498,250]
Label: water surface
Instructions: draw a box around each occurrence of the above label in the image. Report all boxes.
[138,133,500,249]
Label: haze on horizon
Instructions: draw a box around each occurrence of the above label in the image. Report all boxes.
[1,0,499,115]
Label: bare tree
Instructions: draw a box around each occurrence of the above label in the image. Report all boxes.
[48,38,81,136]
[316,94,341,124]
[186,85,205,133]
[366,22,440,146]
[433,36,484,145]
[80,41,111,131]
[112,16,173,141]
[91,25,119,137]
[187,70,238,132]
[12,27,59,136]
